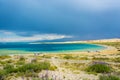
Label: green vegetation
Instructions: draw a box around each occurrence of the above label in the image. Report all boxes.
[0,55,11,60]
[86,62,111,73]
[0,61,57,79]
[79,57,88,60]
[92,57,109,61]
[61,62,85,71]
[19,56,25,61]
[18,62,50,73]
[63,55,89,60]
[16,61,25,65]
[4,64,15,73]
[42,55,52,58]
[49,66,57,70]
[0,70,6,80]
[0,42,120,80]
[0,61,7,65]
[113,57,120,62]
[32,78,53,80]
[99,75,120,80]
[92,42,120,47]
[63,55,73,59]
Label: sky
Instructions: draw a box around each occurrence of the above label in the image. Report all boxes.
[0,0,120,42]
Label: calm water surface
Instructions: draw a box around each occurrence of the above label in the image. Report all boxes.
[0,43,105,54]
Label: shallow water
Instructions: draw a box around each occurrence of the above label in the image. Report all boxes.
[0,43,105,54]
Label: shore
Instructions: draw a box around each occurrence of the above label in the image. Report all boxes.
[17,43,118,56]
[0,41,120,80]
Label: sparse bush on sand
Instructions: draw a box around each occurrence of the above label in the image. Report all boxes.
[113,57,120,62]
[63,55,73,59]
[99,75,120,80]
[86,62,111,73]
[0,61,57,80]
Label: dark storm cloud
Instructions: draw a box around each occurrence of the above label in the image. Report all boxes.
[0,0,120,41]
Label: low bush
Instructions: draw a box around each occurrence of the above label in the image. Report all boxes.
[4,64,16,73]
[32,78,53,80]
[24,72,38,77]
[86,62,111,73]
[6,59,13,63]
[42,55,51,58]
[92,57,109,61]
[79,57,88,60]
[99,75,120,80]
[49,66,57,71]
[0,61,56,80]
[19,56,25,61]
[16,61,25,65]
[63,55,73,59]
[0,61,6,65]
[0,70,6,80]
[4,64,14,70]
[0,55,11,60]
[113,57,120,62]
[17,62,51,72]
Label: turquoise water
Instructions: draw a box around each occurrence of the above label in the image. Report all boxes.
[0,43,105,54]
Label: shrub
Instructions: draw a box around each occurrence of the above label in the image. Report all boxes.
[16,61,25,65]
[86,62,111,73]
[24,72,38,77]
[19,56,25,61]
[63,55,73,59]
[0,70,6,80]
[49,66,57,71]
[0,61,6,65]
[32,78,53,80]
[4,64,14,70]
[79,57,88,60]
[42,55,51,58]
[99,75,120,80]
[3,62,51,74]
[6,59,13,63]
[18,62,51,73]
[0,55,11,60]
[4,64,16,73]
[92,57,109,61]
[0,61,55,80]
[113,57,120,62]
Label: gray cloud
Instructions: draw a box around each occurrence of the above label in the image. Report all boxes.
[0,0,120,40]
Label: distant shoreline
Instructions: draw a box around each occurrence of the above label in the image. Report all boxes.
[29,38,120,44]
[0,38,119,55]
